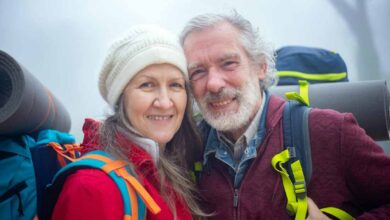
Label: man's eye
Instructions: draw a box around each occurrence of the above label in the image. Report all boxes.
[190,69,207,81]
[223,61,238,69]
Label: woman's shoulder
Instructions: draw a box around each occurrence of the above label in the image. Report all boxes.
[60,168,122,199]
[52,168,124,220]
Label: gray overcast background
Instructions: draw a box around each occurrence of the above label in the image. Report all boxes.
[1,0,389,152]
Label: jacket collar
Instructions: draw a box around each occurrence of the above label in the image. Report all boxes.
[202,92,286,166]
[81,118,160,182]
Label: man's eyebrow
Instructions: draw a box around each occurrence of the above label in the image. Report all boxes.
[218,53,240,62]
[187,53,240,70]
[188,63,202,70]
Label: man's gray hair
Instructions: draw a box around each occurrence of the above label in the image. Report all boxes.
[180,10,278,90]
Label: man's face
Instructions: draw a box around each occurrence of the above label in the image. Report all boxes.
[183,22,266,139]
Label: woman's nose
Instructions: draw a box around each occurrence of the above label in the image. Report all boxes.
[153,90,173,109]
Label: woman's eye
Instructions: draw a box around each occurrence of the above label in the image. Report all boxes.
[171,82,185,89]
[139,82,153,88]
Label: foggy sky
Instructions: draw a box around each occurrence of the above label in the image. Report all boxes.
[0,0,389,150]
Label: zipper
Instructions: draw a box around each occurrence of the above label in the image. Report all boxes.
[220,165,239,219]
[0,181,27,216]
[233,189,239,207]
[233,188,239,219]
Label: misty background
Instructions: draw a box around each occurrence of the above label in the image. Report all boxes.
[0,0,389,152]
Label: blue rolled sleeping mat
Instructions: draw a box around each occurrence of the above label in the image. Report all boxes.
[0,50,71,136]
[270,80,390,141]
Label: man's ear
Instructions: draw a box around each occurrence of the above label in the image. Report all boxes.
[255,62,267,80]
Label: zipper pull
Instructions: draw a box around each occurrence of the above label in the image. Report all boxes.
[233,189,239,207]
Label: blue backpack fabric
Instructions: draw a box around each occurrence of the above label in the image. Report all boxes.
[276,46,349,85]
[29,130,77,219]
[1,129,155,220]
[0,129,76,220]
[0,135,37,220]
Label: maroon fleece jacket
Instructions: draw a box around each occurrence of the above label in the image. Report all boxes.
[198,95,390,220]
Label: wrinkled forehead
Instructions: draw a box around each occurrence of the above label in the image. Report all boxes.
[187,52,241,70]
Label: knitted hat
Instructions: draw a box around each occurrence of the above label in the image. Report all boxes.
[98,25,188,107]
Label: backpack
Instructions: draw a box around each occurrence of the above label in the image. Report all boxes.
[0,129,161,220]
[0,130,82,220]
[276,46,348,86]
[273,45,355,219]
[272,99,356,220]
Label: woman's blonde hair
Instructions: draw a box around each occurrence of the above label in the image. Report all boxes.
[99,84,206,219]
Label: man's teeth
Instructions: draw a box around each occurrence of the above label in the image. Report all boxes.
[212,100,232,107]
[147,115,172,120]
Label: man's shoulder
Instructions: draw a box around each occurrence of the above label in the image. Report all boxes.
[308,108,355,144]
[309,108,346,125]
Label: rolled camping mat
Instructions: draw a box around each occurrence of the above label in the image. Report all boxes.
[269,80,390,141]
[0,50,71,136]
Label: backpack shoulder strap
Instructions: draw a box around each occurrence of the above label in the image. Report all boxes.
[273,100,354,220]
[43,150,160,220]
[283,100,312,183]
[271,100,311,219]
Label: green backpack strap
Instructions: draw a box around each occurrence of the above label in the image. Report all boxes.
[321,207,354,220]
[271,83,354,220]
[285,80,310,106]
[272,148,308,219]
[190,161,203,182]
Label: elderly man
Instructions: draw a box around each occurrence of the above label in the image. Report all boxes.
[181,11,390,219]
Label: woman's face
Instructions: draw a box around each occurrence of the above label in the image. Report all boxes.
[123,63,187,149]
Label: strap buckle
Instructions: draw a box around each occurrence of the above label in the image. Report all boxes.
[287,147,296,158]
[293,181,307,199]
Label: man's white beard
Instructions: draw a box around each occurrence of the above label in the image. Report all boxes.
[197,77,261,132]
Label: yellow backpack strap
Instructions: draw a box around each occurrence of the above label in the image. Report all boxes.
[321,207,354,220]
[194,161,203,172]
[191,161,203,182]
[276,87,354,220]
[272,148,308,220]
[285,80,310,106]
[277,71,347,82]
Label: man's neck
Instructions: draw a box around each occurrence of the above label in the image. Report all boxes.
[222,125,248,143]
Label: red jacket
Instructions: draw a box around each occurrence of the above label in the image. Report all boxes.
[52,119,193,220]
[198,95,390,219]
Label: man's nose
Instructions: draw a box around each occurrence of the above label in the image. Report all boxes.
[206,68,225,93]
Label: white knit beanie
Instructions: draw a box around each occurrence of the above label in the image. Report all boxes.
[98,25,188,107]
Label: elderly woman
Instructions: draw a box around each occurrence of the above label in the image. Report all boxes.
[52,25,205,220]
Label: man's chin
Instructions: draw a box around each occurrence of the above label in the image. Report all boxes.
[204,113,242,131]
